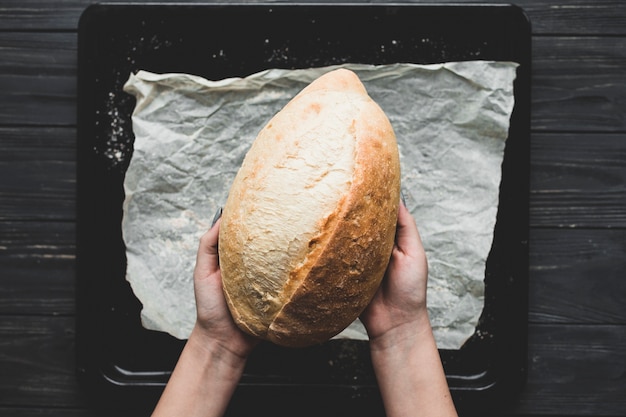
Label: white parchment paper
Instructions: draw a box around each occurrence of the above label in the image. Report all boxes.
[122,62,518,349]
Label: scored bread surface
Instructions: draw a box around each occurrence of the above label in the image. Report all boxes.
[219,68,400,347]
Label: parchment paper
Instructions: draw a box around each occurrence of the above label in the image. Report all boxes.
[122,62,518,349]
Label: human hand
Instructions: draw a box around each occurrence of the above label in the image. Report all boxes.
[360,201,430,348]
[360,203,457,416]
[190,218,259,360]
[151,219,259,417]
[360,203,458,417]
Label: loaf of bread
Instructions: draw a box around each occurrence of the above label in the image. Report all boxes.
[218,68,401,347]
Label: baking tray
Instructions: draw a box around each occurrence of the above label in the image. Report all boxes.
[76,3,530,416]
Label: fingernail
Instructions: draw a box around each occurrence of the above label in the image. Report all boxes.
[211,207,223,227]
[400,188,407,207]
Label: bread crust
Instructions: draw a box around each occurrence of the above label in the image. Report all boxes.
[219,68,400,347]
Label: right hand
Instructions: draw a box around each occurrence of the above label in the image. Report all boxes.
[360,202,430,348]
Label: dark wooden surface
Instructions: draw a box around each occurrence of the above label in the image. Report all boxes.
[1,1,625,416]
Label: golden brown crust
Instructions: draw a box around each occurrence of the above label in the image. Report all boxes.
[219,68,400,347]
[268,96,400,347]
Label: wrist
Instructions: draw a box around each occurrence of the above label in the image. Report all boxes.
[151,325,248,417]
[367,312,458,417]
[369,309,432,354]
[187,324,249,378]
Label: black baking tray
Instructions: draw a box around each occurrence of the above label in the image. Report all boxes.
[77,3,530,416]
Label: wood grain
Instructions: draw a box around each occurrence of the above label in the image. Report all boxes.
[0,0,625,416]
[529,228,626,324]
[0,0,625,35]
[530,133,626,228]
[2,316,624,415]
[2,33,625,131]
[532,36,626,132]
[514,324,626,416]
[5,219,626,323]
[0,33,76,126]
[0,127,76,221]
[0,221,75,315]
[0,316,84,408]
[5,130,626,226]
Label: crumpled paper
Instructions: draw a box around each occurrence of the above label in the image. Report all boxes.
[122,61,518,349]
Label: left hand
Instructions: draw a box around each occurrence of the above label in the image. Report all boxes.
[191,219,259,359]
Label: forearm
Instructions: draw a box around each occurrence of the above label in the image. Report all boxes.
[370,318,457,417]
[152,325,247,417]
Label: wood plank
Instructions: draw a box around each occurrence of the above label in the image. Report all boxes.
[0,221,75,315]
[0,408,90,417]
[511,324,626,416]
[2,220,624,327]
[0,72,76,126]
[529,228,626,324]
[0,408,135,417]
[0,127,76,221]
[532,36,626,132]
[6,129,626,227]
[3,130,626,319]
[2,32,625,132]
[0,32,76,126]
[523,1,626,35]
[530,132,626,228]
[0,0,625,35]
[0,32,626,132]
[0,32,76,76]
[2,139,626,323]
[0,0,88,30]
[2,315,624,415]
[0,316,84,408]
[0,408,144,417]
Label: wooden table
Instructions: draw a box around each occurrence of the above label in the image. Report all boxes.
[1,1,625,416]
